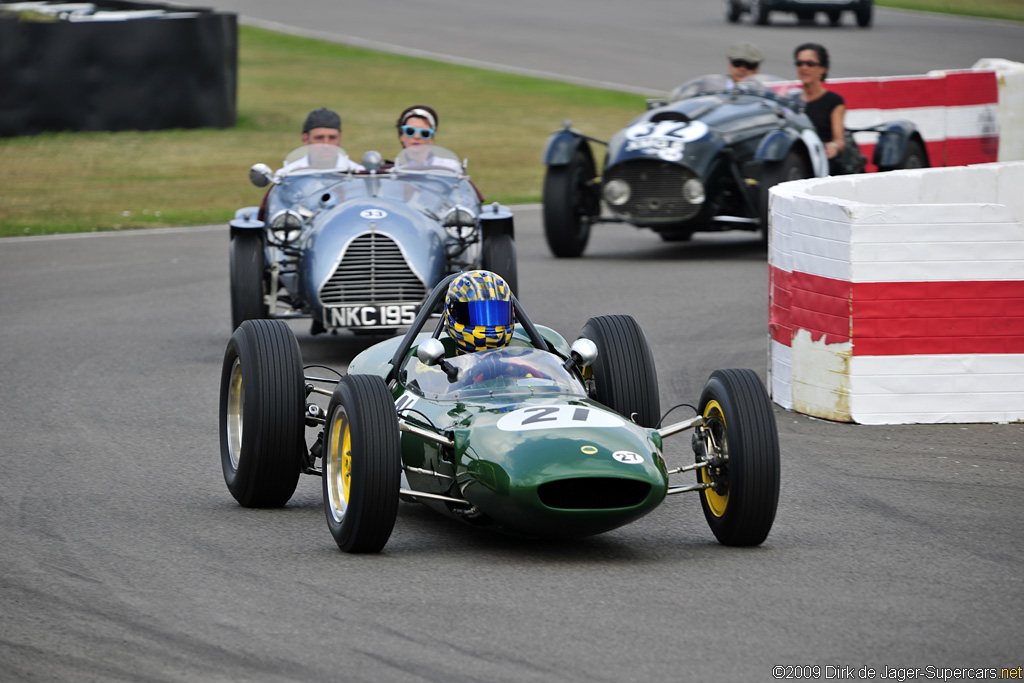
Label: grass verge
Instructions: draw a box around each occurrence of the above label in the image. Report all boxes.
[1,1,1018,236]
[0,26,640,237]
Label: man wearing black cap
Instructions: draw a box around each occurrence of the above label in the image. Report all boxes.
[726,42,764,87]
[302,107,342,146]
[280,106,364,174]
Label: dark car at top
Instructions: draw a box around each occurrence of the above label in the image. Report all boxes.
[726,0,874,26]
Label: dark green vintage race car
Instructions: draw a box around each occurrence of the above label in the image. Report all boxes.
[219,274,780,553]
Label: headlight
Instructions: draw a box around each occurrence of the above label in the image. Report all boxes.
[603,179,631,206]
[682,178,705,205]
[269,210,303,243]
[443,206,478,240]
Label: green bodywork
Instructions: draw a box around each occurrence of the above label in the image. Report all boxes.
[348,324,669,538]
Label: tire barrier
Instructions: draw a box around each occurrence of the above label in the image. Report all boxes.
[0,1,236,137]
[768,162,1024,425]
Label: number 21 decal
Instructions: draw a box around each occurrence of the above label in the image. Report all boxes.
[496,405,624,431]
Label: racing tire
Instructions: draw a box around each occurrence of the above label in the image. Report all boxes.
[220,319,305,508]
[758,149,810,240]
[856,2,872,26]
[229,232,269,330]
[542,149,596,258]
[580,315,661,428]
[658,230,693,243]
[323,374,401,553]
[482,232,519,297]
[752,0,770,25]
[726,0,743,22]
[696,369,780,547]
[881,138,927,172]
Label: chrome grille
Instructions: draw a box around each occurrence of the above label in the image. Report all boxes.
[319,233,426,305]
[603,159,702,223]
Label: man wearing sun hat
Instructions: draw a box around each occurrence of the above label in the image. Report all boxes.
[726,42,764,87]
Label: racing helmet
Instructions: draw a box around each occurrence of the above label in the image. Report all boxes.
[444,270,515,353]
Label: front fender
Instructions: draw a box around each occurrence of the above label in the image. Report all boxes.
[872,120,925,169]
[542,129,592,167]
[755,128,801,164]
[229,206,264,238]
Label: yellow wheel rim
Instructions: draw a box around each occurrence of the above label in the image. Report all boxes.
[327,407,352,522]
[700,399,729,517]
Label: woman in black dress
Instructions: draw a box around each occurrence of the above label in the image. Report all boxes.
[794,43,846,169]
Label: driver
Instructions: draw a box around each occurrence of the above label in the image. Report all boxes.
[445,270,515,354]
[279,107,364,174]
[726,42,763,88]
[444,270,527,384]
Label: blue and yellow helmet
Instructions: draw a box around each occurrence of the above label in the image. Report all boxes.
[444,270,515,353]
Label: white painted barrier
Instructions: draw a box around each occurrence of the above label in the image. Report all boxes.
[768,162,1024,425]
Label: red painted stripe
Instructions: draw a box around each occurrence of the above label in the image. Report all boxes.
[769,267,1024,355]
[830,78,946,110]
[944,71,1000,106]
[945,136,1000,166]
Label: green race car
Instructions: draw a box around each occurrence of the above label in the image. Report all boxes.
[219,274,780,553]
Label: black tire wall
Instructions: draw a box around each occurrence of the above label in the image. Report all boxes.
[0,2,236,137]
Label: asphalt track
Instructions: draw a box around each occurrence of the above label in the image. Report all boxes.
[2,2,1024,681]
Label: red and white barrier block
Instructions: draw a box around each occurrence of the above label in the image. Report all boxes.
[829,69,1001,171]
[768,162,1024,425]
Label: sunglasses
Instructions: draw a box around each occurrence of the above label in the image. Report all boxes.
[795,60,822,67]
[400,125,435,139]
[730,59,759,70]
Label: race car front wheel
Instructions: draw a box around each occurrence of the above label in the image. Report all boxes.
[323,374,400,553]
[580,315,661,428]
[229,232,269,330]
[220,319,305,507]
[542,149,596,258]
[696,369,780,546]
[759,150,810,239]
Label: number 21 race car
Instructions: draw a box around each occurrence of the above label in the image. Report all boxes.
[218,273,781,553]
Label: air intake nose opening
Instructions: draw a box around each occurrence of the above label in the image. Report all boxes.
[537,478,651,510]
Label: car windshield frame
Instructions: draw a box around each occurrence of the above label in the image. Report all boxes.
[668,74,801,107]
[402,345,587,401]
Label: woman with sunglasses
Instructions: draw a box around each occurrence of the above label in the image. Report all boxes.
[397,105,441,148]
[794,43,846,168]
[395,104,462,172]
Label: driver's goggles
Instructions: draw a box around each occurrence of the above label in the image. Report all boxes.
[449,300,513,327]
[730,59,759,70]
[400,125,435,139]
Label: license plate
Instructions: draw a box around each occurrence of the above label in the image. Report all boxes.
[325,303,419,329]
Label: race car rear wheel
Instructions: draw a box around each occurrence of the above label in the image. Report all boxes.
[542,149,596,258]
[482,232,519,297]
[580,315,661,428]
[759,149,810,238]
[881,138,927,172]
[323,374,400,553]
[220,319,305,507]
[229,231,269,330]
[726,0,743,22]
[696,369,780,546]
[752,0,770,25]
[856,2,873,26]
